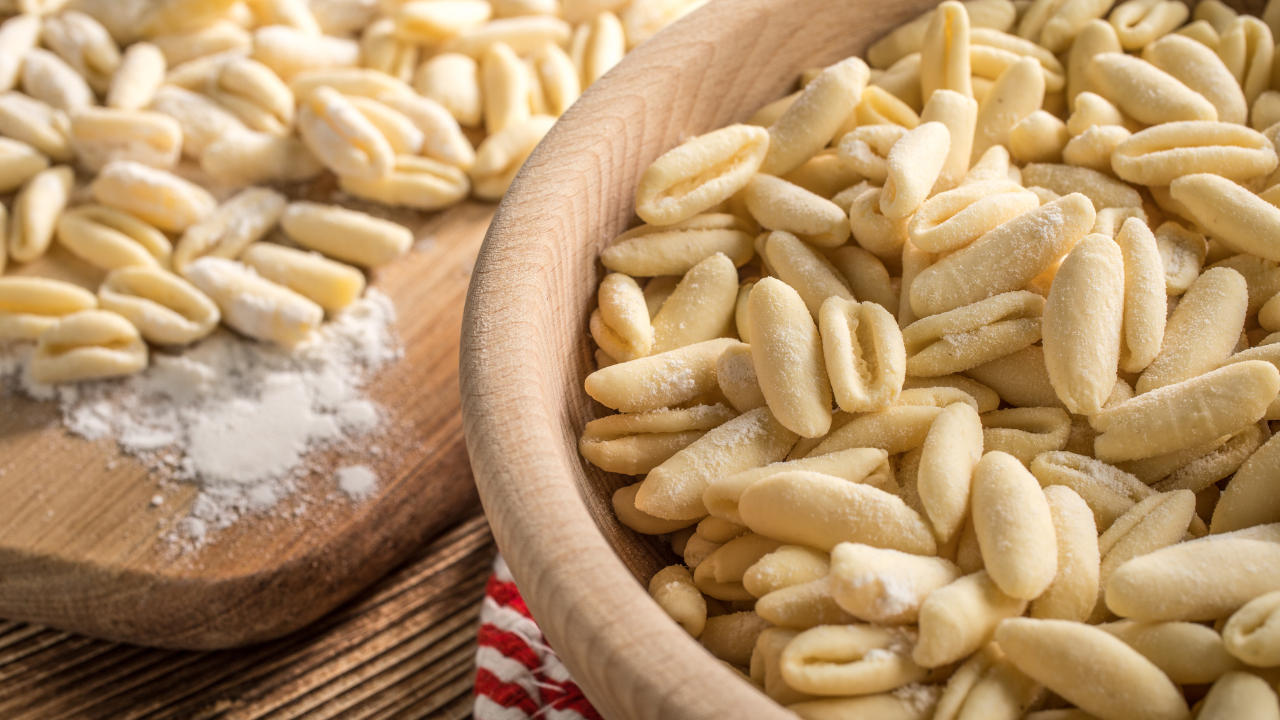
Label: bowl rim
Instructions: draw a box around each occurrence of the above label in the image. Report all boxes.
[460,0,948,716]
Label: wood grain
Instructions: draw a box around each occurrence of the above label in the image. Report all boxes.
[458,0,981,718]
[0,512,495,720]
[0,196,492,649]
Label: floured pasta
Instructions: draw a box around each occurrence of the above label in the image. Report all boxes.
[576,2,1280,717]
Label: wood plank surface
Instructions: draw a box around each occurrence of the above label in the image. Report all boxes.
[0,196,495,649]
[0,512,494,720]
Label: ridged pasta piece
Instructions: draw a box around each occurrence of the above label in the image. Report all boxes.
[780,624,927,696]
[1100,620,1242,684]
[636,406,798,521]
[819,297,905,413]
[29,309,149,385]
[635,124,770,226]
[904,291,1045,377]
[910,194,1094,318]
[96,259,218,344]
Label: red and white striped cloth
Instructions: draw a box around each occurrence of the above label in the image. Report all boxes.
[474,556,603,720]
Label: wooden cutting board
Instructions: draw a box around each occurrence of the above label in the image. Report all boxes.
[0,195,493,650]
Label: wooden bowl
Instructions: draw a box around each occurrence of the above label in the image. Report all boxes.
[460,0,995,716]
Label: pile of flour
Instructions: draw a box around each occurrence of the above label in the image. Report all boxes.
[0,290,401,546]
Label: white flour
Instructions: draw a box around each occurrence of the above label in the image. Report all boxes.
[0,290,399,546]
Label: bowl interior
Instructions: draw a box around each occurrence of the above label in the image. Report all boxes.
[463,0,1267,716]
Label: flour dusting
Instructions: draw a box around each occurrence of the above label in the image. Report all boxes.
[0,290,401,547]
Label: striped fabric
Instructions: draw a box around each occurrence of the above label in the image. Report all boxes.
[473,556,603,720]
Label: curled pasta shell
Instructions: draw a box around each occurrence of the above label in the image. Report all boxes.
[635,124,769,226]
[1113,122,1276,186]
[57,204,171,271]
[780,624,927,696]
[1142,33,1247,125]
[1222,590,1280,668]
[1031,451,1153,532]
[904,291,1045,377]
[29,309,148,385]
[982,407,1071,467]
[920,1,973,101]
[98,266,219,345]
[0,277,98,341]
[820,296,905,413]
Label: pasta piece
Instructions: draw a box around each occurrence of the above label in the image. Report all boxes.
[703,448,894,526]
[995,618,1190,720]
[981,407,1071,466]
[28,310,148,385]
[240,244,366,314]
[1137,267,1247,393]
[971,451,1058,600]
[0,277,98,341]
[780,624,927,696]
[760,57,869,176]
[56,204,171,271]
[740,470,935,555]
[91,161,216,233]
[635,124,769,226]
[1142,34,1246,125]
[909,194,1095,317]
[748,277,833,438]
[650,253,738,353]
[183,257,323,347]
[173,187,287,274]
[920,1,973,101]
[637,406,798,521]
[914,571,1026,667]
[903,291,1045,377]
[819,297,905,413]
[10,165,74,264]
[1042,234,1124,415]
[98,266,219,345]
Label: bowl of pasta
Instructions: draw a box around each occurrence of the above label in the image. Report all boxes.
[462,0,1280,717]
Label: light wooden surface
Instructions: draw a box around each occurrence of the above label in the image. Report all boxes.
[459,0,952,717]
[0,512,495,720]
[0,191,493,650]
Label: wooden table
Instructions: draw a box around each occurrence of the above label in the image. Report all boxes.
[0,511,495,720]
